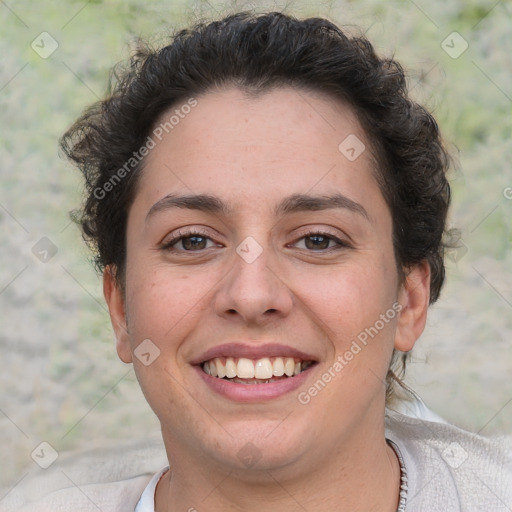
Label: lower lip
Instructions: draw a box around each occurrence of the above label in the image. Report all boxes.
[194,365,315,403]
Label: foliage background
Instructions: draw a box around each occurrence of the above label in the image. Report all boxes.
[1,0,511,495]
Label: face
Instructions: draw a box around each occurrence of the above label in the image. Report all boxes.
[104,86,429,477]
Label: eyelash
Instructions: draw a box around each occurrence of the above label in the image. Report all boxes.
[161,228,216,252]
[161,229,349,253]
[291,231,349,251]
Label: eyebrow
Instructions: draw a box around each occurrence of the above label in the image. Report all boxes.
[275,193,369,220]
[146,192,369,221]
[146,193,228,220]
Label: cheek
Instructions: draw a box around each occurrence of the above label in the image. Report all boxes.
[124,267,209,343]
[296,262,395,337]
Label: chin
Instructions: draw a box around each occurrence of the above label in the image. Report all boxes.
[202,417,315,474]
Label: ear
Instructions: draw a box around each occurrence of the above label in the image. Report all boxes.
[394,260,430,352]
[103,266,132,364]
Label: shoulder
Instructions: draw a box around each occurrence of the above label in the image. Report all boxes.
[15,475,153,512]
[3,435,167,512]
[385,409,512,511]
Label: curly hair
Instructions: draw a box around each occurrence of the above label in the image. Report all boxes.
[60,11,452,400]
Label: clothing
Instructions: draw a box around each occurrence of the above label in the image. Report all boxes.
[134,467,168,512]
[385,410,512,510]
[7,410,512,511]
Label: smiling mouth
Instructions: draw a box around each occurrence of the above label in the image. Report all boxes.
[201,357,316,384]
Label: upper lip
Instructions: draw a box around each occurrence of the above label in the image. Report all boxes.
[191,343,319,365]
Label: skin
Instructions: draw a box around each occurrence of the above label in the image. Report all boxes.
[104,86,430,511]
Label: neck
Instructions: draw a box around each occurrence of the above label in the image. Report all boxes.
[155,417,401,512]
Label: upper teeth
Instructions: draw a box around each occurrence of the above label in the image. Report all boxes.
[202,357,310,379]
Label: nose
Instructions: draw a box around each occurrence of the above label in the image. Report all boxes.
[213,238,293,326]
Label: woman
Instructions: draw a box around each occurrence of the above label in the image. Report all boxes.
[20,11,512,512]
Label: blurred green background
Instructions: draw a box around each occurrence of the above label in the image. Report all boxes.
[1,0,511,494]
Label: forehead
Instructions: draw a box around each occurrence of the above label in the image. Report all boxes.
[134,86,386,221]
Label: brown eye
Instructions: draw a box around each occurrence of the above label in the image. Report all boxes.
[181,235,209,251]
[162,231,218,252]
[304,235,331,250]
[293,232,346,251]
